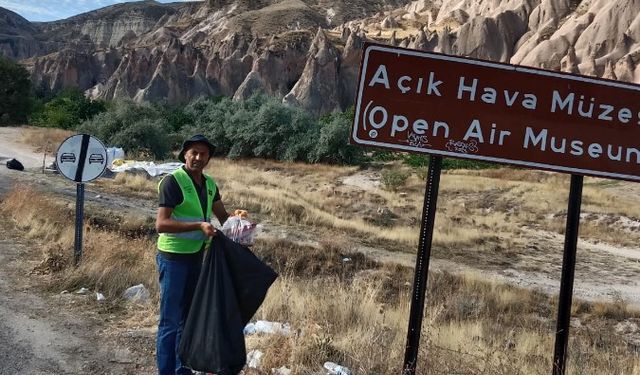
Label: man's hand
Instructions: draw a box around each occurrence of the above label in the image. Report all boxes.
[200,222,216,237]
[233,209,249,218]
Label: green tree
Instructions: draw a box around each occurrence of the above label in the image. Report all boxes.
[79,99,170,159]
[35,88,106,129]
[183,96,238,155]
[0,56,33,124]
[110,118,170,159]
[312,111,363,164]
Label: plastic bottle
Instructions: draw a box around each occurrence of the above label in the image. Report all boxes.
[323,361,353,375]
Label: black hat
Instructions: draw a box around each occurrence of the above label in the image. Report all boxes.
[178,134,215,163]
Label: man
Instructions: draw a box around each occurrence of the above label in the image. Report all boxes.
[155,134,230,375]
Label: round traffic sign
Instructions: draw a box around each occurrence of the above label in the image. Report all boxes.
[55,134,108,183]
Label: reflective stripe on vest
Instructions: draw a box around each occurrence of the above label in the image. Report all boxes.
[157,168,217,254]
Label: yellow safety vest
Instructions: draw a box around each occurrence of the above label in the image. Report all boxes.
[157,168,217,253]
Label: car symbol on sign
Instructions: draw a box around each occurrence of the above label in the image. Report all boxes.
[88,154,105,164]
[60,153,76,163]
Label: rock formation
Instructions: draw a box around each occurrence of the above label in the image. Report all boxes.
[283,28,340,115]
[1,0,639,115]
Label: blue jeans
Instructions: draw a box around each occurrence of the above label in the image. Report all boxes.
[156,252,203,375]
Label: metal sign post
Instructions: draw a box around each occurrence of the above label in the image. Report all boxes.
[74,182,85,266]
[349,42,640,374]
[553,175,583,375]
[55,134,107,266]
[402,156,442,375]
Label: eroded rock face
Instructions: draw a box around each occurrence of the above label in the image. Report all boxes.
[283,28,341,115]
[234,31,313,100]
[339,30,366,108]
[3,0,640,115]
[456,10,528,61]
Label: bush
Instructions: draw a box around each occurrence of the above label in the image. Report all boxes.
[33,88,106,129]
[369,151,399,162]
[76,94,365,164]
[78,99,170,159]
[183,96,239,156]
[312,111,364,164]
[401,155,497,170]
[163,104,194,132]
[380,169,410,191]
[110,118,170,159]
[442,157,496,170]
[0,56,33,124]
[224,97,318,161]
[185,94,361,164]
[403,154,429,168]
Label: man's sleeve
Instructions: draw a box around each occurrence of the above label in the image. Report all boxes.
[159,175,183,208]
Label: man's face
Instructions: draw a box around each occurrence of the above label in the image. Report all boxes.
[184,143,211,172]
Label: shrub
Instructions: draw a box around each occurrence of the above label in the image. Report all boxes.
[76,94,365,164]
[442,157,496,170]
[78,99,170,159]
[380,169,410,191]
[0,56,33,124]
[283,109,318,161]
[403,154,429,168]
[163,104,194,132]
[34,88,106,129]
[223,97,316,161]
[312,111,364,164]
[110,118,170,159]
[369,151,400,162]
[401,155,497,171]
[188,94,361,164]
[184,96,240,156]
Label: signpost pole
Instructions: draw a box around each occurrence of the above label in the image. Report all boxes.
[74,182,85,266]
[552,174,583,375]
[402,155,442,375]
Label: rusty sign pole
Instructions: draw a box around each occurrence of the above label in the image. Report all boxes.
[552,174,583,375]
[402,155,442,375]
[74,182,85,266]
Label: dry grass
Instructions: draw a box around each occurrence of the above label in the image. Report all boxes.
[2,185,640,374]
[20,126,74,155]
[251,266,640,374]
[92,157,640,279]
[0,187,158,299]
[94,172,158,199]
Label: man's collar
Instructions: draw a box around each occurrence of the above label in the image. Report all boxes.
[182,165,203,182]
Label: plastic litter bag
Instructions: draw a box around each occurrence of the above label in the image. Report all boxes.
[179,232,277,374]
[221,212,260,246]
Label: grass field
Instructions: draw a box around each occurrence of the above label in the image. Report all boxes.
[3,155,640,374]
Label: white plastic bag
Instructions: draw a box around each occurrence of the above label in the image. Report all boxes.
[221,215,259,246]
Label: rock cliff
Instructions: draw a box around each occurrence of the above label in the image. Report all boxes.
[2,0,639,114]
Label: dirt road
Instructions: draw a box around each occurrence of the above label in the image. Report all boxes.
[0,127,43,168]
[0,127,145,374]
[0,222,141,374]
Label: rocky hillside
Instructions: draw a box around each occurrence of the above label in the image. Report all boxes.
[1,0,639,115]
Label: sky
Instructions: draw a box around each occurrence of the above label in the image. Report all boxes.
[0,0,201,22]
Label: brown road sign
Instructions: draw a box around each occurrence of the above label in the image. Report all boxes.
[351,42,640,182]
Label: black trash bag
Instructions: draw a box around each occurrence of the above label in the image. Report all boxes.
[179,232,278,374]
[6,159,24,171]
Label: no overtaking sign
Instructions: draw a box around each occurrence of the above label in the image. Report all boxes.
[56,134,107,183]
[55,134,108,266]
